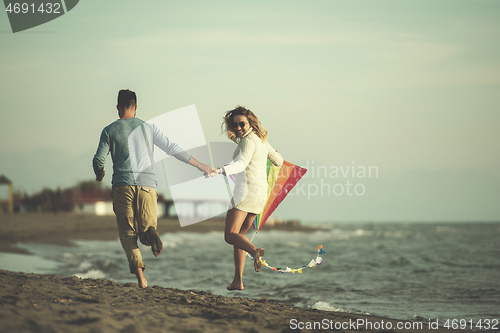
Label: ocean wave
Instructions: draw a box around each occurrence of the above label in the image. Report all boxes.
[6,221,498,326]
[311,301,345,312]
[388,256,412,267]
[74,269,106,279]
[303,301,371,317]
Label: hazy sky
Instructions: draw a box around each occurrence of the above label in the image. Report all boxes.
[1,0,499,222]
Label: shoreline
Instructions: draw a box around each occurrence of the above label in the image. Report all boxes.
[0,269,462,333]
[0,212,325,254]
[0,213,469,332]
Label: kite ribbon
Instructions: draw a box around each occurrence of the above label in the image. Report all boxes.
[249,245,326,274]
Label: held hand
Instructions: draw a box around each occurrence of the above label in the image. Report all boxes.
[204,168,222,178]
[197,163,214,174]
[188,157,215,174]
[96,170,105,182]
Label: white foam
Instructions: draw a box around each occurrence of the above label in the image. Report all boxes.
[74,269,106,279]
[285,241,302,248]
[312,301,345,312]
[62,252,74,259]
[77,260,92,271]
[353,229,374,237]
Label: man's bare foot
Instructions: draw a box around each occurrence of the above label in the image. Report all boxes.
[253,248,265,272]
[146,226,163,257]
[227,281,244,291]
[134,268,148,288]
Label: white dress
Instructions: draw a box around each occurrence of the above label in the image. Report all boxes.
[223,128,283,214]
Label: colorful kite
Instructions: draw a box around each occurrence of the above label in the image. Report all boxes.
[252,160,308,232]
[245,159,326,273]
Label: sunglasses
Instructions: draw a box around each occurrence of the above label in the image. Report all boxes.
[232,121,248,129]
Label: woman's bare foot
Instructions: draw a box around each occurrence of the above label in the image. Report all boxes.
[134,268,148,288]
[227,281,244,291]
[253,248,265,272]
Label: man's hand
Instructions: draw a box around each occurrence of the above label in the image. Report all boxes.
[96,170,105,182]
[197,163,213,174]
[188,156,214,174]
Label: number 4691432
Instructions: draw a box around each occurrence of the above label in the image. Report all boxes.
[5,2,62,14]
[444,319,498,330]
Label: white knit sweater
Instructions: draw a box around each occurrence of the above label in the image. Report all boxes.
[223,128,283,214]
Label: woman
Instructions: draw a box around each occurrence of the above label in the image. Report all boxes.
[208,106,283,291]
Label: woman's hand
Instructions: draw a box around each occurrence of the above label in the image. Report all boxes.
[205,168,222,178]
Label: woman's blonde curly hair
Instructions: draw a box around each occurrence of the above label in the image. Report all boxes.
[221,106,268,143]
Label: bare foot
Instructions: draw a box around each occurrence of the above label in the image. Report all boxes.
[227,281,244,291]
[134,268,148,288]
[148,227,163,257]
[253,248,265,272]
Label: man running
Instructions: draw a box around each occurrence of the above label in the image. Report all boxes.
[93,89,212,288]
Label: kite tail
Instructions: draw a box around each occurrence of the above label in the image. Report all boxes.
[249,230,257,243]
[245,230,258,260]
[246,244,326,274]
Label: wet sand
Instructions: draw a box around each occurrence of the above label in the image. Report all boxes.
[0,269,461,333]
[0,213,463,332]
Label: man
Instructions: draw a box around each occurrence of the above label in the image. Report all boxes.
[93,89,212,288]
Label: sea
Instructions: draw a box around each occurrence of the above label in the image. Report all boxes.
[1,221,499,329]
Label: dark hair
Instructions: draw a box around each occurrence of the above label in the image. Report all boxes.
[117,89,137,109]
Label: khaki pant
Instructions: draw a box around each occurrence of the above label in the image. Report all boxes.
[112,185,158,274]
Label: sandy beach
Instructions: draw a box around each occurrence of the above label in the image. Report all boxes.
[0,213,464,332]
[0,269,464,333]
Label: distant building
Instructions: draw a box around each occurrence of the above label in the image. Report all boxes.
[0,175,13,214]
[74,190,113,216]
[74,190,165,217]
[73,189,228,220]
